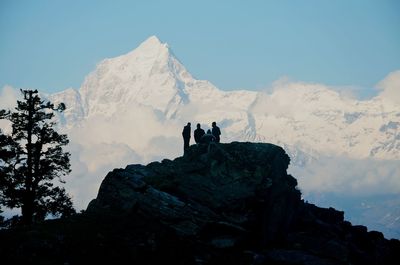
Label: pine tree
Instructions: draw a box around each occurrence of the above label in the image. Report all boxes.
[0,89,75,225]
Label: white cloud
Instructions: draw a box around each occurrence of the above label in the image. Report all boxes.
[252,79,348,120]
[0,86,20,133]
[146,135,182,161]
[63,141,143,209]
[291,156,400,196]
[59,102,188,210]
[376,70,400,104]
[0,85,20,110]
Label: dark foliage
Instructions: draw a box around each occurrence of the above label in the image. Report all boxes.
[0,89,75,225]
[0,209,3,225]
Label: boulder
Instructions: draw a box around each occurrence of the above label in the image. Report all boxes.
[88,142,301,244]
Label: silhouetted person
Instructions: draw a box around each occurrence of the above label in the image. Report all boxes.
[211,121,221,143]
[182,122,191,154]
[200,129,216,144]
[194,123,205,144]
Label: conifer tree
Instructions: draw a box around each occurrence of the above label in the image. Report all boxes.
[0,89,75,225]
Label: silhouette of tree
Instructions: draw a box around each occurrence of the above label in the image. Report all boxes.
[0,89,75,225]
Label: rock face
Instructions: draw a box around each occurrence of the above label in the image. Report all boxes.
[1,142,399,265]
[87,142,300,246]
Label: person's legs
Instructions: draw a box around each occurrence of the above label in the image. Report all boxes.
[184,138,189,153]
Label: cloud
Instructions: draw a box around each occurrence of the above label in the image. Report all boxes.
[252,79,348,119]
[290,155,400,196]
[290,154,400,239]
[376,70,400,104]
[58,102,191,210]
[0,85,20,110]
[146,135,182,162]
[0,86,20,133]
[63,141,142,210]
[261,76,374,100]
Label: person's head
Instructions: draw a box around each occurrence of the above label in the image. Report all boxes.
[197,123,201,129]
[207,129,211,134]
[187,122,191,126]
[212,121,216,127]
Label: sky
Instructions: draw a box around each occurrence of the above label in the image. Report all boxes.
[0,0,399,96]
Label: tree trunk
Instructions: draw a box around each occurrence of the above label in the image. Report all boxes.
[21,199,33,225]
[22,90,34,225]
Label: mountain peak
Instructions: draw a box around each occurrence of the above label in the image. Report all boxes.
[142,35,162,45]
[78,34,192,117]
[134,35,168,54]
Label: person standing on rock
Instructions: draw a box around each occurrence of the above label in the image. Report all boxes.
[211,121,221,143]
[194,123,205,144]
[182,122,191,154]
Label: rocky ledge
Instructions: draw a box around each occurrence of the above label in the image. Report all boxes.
[1,142,399,265]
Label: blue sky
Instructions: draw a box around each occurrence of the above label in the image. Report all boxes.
[0,0,399,96]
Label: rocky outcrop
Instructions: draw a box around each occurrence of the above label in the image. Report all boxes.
[87,142,300,245]
[1,142,399,265]
[85,142,399,264]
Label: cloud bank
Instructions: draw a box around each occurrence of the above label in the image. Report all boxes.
[290,156,400,196]
[376,70,400,105]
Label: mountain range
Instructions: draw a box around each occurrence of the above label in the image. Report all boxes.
[50,36,400,159]
[1,36,399,238]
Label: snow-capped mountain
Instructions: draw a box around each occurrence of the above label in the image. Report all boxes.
[251,83,400,160]
[51,35,400,161]
[2,36,400,238]
[74,36,256,120]
[79,36,193,118]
